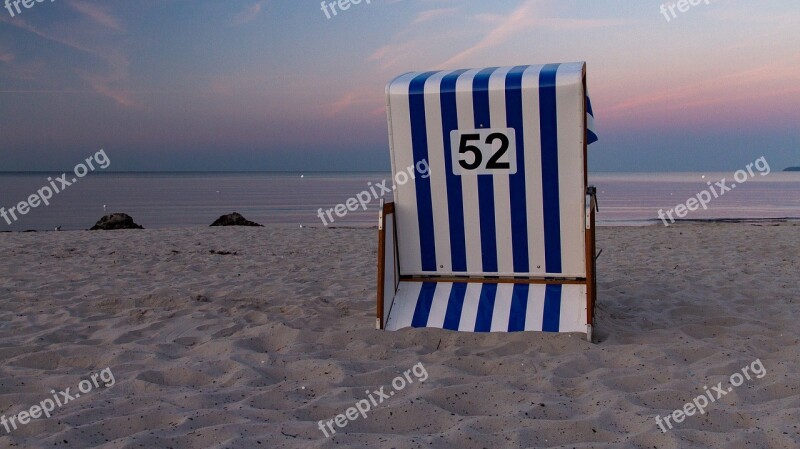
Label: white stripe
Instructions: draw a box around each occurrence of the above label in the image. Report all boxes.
[423,72,451,273]
[520,66,546,275]
[490,283,514,332]
[388,73,422,274]
[523,284,547,331]
[558,284,586,333]
[555,64,586,276]
[385,281,422,331]
[488,67,514,275]
[457,282,483,331]
[426,282,453,328]
[455,70,483,274]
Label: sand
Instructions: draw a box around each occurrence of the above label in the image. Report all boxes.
[0,223,798,448]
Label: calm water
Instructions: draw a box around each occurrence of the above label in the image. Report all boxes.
[0,172,799,231]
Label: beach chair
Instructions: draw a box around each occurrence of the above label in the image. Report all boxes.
[377,62,599,340]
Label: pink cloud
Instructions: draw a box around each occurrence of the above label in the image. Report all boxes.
[86,79,135,106]
[599,57,800,130]
[438,1,630,69]
[232,1,268,25]
[1,15,133,106]
[438,0,538,69]
[324,92,372,116]
[412,8,458,25]
[68,1,125,31]
[606,59,800,116]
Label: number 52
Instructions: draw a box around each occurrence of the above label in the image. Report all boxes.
[450,128,517,175]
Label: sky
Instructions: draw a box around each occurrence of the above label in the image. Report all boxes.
[0,0,798,172]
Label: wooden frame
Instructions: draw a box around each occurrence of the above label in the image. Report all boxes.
[376,200,396,330]
[582,69,598,336]
[400,275,586,285]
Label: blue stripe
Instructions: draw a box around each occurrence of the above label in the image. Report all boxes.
[587,129,598,145]
[505,65,530,273]
[472,67,499,272]
[474,283,497,332]
[442,282,468,330]
[507,283,529,332]
[542,284,562,332]
[440,70,469,272]
[586,95,598,144]
[539,64,563,273]
[408,71,439,271]
[411,282,437,328]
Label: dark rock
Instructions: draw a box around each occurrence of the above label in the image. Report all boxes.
[192,294,210,302]
[90,213,144,230]
[210,212,263,227]
[209,250,238,255]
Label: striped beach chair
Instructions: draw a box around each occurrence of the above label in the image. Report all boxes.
[377,62,599,340]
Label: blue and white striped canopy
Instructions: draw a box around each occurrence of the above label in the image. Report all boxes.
[386,62,595,279]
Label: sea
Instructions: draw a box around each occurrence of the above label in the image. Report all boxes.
[1,172,799,232]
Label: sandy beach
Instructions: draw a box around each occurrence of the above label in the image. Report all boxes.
[0,223,798,448]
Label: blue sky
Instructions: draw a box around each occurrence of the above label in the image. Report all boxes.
[1,0,798,171]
